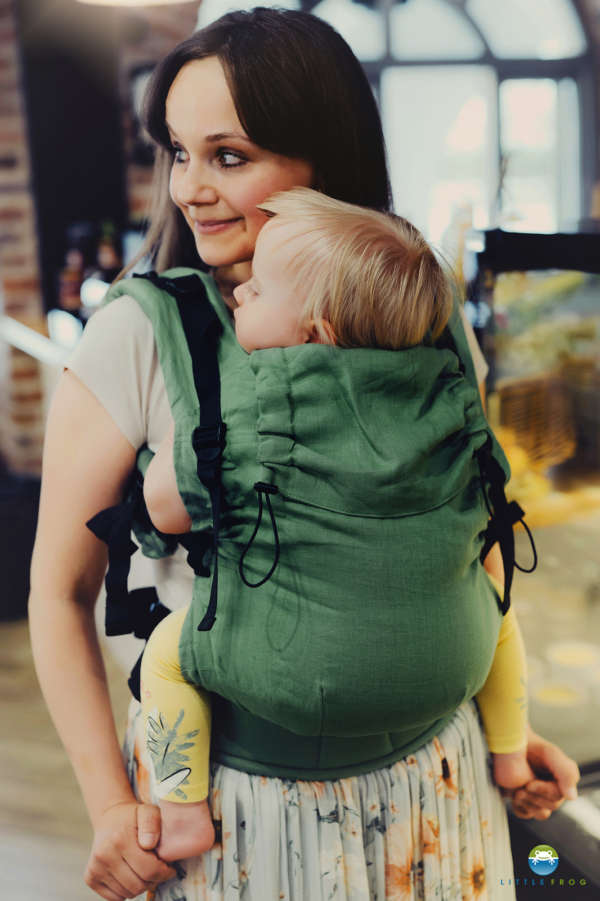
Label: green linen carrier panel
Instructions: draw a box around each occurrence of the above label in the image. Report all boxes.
[103,268,508,772]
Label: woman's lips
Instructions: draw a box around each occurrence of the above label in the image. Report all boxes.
[193,218,241,234]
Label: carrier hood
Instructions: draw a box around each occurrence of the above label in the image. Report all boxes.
[249,342,489,518]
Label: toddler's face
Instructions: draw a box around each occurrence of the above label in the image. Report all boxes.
[232,220,311,353]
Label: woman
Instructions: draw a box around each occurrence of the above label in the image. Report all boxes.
[29,9,579,901]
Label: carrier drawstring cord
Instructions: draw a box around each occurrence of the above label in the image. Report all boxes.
[239,482,281,588]
[513,517,538,574]
[476,435,538,615]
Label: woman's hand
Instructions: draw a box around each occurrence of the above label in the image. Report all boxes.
[85,801,176,900]
[507,726,580,820]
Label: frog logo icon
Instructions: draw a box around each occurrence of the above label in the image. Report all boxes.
[528,844,559,875]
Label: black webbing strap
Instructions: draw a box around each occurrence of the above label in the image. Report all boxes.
[170,278,225,632]
[86,470,142,636]
[85,271,224,699]
[86,468,173,700]
[87,467,176,636]
[125,586,172,697]
[476,435,537,615]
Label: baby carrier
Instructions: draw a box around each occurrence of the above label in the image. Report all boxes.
[88,268,536,778]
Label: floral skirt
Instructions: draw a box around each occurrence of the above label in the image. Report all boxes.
[124,698,516,901]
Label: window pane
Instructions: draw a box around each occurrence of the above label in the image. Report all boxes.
[381,66,498,248]
[558,78,581,224]
[391,0,485,60]
[499,80,559,232]
[311,0,386,61]
[466,0,586,59]
[196,0,299,29]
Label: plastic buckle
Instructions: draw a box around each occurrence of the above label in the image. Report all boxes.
[192,422,226,452]
[192,423,227,478]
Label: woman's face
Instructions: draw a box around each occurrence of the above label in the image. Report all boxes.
[165,56,314,287]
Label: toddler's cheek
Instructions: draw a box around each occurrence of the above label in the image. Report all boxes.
[234,318,256,354]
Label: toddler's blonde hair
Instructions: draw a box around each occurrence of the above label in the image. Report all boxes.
[259,187,454,349]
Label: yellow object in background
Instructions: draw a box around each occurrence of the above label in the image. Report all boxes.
[492,422,552,512]
[490,419,600,526]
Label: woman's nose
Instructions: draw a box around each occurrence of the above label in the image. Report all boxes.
[232,284,245,306]
[172,162,218,206]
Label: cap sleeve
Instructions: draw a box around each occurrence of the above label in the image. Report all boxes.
[65,295,161,450]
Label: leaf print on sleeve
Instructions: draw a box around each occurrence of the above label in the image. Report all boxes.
[145,707,201,800]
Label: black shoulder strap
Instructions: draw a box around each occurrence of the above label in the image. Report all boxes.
[86,271,225,699]
[170,276,226,632]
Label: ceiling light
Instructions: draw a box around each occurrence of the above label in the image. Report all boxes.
[76,0,197,7]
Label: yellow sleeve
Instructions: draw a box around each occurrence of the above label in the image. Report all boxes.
[141,606,212,801]
[475,577,528,754]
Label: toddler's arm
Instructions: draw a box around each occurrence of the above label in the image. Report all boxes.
[476,602,535,788]
[478,546,534,790]
[141,607,215,860]
[144,422,192,534]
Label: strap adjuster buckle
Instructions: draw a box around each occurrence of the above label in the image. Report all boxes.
[192,422,226,453]
[192,422,226,478]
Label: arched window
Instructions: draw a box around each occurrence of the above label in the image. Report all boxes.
[197,0,593,247]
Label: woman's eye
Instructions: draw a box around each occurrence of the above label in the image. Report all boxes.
[217,148,246,168]
[171,144,188,164]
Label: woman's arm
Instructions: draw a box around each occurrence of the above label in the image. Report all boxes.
[29,370,175,900]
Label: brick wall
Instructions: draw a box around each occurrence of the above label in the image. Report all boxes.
[0,0,199,475]
[0,0,45,475]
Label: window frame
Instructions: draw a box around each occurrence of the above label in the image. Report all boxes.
[299,0,596,222]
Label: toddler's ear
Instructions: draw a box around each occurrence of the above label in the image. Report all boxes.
[307,319,337,345]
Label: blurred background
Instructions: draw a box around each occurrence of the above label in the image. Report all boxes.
[1,0,600,897]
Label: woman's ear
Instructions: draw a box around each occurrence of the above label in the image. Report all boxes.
[306,319,337,345]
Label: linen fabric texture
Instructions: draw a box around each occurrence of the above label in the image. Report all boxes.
[95,269,509,777]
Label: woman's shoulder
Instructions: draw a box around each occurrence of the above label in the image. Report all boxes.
[85,291,156,337]
[72,291,159,357]
[65,293,169,450]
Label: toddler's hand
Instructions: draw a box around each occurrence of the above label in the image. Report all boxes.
[492,749,536,792]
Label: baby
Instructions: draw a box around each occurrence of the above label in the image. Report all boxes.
[141,188,532,861]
